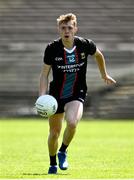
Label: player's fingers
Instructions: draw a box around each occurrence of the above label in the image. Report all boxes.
[104,78,116,84]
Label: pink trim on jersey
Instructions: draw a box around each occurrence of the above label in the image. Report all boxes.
[60,50,67,98]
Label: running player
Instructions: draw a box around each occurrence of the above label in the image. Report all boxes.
[39,13,116,174]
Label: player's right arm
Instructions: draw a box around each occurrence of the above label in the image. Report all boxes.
[39,63,51,96]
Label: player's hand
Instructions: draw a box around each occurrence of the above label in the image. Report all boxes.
[102,74,116,85]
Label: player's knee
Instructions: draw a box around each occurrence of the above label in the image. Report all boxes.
[66,114,79,129]
[67,119,77,129]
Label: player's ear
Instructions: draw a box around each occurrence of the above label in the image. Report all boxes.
[75,26,78,33]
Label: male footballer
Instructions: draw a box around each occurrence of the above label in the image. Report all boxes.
[39,13,116,174]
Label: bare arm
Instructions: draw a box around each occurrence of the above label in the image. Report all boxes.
[39,64,51,96]
[93,48,116,85]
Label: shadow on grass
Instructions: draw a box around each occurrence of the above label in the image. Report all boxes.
[23,172,70,176]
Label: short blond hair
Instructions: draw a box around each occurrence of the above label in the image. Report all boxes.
[57,13,77,26]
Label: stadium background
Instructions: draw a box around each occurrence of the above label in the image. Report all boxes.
[0,0,134,119]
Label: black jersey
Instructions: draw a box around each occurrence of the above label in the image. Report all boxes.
[43,36,96,100]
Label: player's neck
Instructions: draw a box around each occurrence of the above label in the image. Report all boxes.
[62,39,74,49]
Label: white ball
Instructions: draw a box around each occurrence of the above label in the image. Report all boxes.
[35,95,58,118]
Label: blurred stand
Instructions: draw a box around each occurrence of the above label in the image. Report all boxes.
[0,0,134,119]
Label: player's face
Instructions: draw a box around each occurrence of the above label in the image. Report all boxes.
[58,21,77,43]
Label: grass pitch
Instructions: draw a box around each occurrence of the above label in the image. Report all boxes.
[0,118,134,179]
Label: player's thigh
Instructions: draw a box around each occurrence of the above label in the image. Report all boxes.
[49,113,64,132]
[64,100,83,124]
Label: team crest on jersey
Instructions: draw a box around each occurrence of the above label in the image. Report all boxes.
[81,53,85,59]
[67,54,75,63]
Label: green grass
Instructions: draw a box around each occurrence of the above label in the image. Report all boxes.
[0,118,134,179]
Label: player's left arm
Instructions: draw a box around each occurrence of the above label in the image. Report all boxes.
[92,48,116,85]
